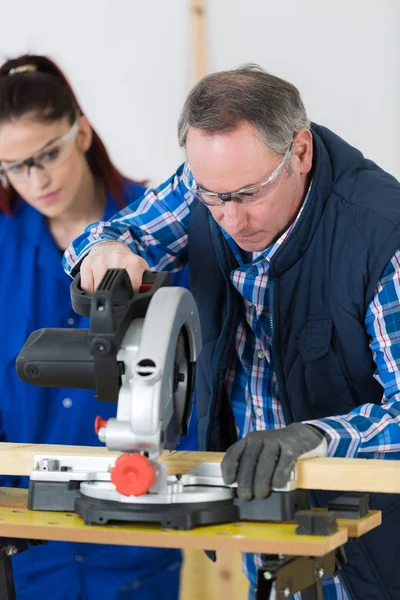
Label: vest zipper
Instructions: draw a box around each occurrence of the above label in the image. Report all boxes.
[208,224,356,599]
[204,215,234,450]
[272,291,355,599]
[268,276,293,425]
[339,572,356,600]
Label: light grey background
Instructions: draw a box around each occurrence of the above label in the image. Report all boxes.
[0,0,398,184]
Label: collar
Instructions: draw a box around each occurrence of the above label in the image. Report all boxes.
[221,179,313,270]
[219,128,334,277]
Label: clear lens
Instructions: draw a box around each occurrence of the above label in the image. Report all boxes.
[193,191,222,206]
[233,172,285,205]
[35,144,63,167]
[183,144,291,208]
[7,162,25,176]
[0,120,79,182]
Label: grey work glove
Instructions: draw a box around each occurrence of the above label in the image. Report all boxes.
[221,423,328,501]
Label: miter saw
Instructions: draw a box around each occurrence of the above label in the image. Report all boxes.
[16,269,309,529]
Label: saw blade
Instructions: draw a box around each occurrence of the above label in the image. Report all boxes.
[164,328,192,449]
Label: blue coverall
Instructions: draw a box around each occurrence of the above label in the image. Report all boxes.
[0,182,196,599]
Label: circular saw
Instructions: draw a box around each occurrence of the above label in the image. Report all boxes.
[17,269,308,529]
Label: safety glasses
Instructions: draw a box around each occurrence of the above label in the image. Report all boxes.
[0,119,80,185]
[183,143,292,207]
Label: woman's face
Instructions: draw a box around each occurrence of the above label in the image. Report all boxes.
[0,115,92,218]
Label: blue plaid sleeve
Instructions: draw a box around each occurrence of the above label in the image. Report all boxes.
[306,248,400,458]
[63,164,193,275]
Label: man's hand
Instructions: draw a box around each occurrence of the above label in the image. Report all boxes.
[221,423,328,500]
[80,242,150,294]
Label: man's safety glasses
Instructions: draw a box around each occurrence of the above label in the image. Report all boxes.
[183,143,292,207]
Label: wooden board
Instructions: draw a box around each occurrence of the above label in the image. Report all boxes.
[0,444,222,477]
[330,510,381,538]
[0,488,348,555]
[295,456,400,494]
[0,489,381,540]
[2,443,400,494]
[0,489,379,600]
[191,0,207,83]
[180,550,249,600]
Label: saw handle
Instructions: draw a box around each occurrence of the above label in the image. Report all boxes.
[71,270,171,317]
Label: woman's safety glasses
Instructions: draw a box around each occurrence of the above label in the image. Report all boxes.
[0,119,80,185]
[183,143,292,207]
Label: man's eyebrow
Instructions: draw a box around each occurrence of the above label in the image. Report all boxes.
[0,136,60,163]
[195,177,261,194]
[194,180,213,192]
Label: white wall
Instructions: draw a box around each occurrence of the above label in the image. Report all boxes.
[0,0,399,184]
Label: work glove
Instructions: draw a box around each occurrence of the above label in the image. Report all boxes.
[221,423,328,500]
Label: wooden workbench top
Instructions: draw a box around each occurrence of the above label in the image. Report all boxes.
[0,488,359,555]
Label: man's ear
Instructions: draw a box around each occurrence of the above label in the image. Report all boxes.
[292,128,313,175]
[77,115,93,153]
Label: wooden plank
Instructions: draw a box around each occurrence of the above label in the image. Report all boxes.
[2,443,400,494]
[0,501,347,555]
[0,487,27,509]
[0,442,119,477]
[0,490,249,600]
[0,443,222,477]
[295,456,400,494]
[336,510,382,537]
[191,0,207,83]
[158,450,222,474]
[180,550,249,600]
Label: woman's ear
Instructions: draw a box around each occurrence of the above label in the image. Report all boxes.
[77,115,93,153]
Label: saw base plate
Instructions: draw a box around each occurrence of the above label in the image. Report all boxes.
[75,493,238,529]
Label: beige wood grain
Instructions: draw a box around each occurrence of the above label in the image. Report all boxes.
[0,443,221,477]
[0,488,378,600]
[339,511,382,537]
[295,456,400,494]
[180,550,249,600]
[191,0,207,83]
[322,509,381,538]
[0,487,27,508]
[2,443,400,494]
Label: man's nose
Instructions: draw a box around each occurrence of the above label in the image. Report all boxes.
[221,201,247,235]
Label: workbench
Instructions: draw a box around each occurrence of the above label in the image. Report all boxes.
[0,443,396,599]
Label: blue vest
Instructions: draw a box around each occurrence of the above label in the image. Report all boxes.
[188,124,400,599]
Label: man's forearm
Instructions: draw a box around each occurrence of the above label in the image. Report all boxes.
[63,166,192,277]
[305,398,400,459]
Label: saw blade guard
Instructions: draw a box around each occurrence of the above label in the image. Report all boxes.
[16,268,202,457]
[103,285,201,454]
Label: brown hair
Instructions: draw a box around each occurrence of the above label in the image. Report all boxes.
[0,54,143,214]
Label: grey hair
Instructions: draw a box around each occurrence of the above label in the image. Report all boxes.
[177,64,310,155]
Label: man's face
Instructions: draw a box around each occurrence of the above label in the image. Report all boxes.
[186,121,313,252]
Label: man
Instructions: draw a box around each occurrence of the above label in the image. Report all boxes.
[64,65,400,599]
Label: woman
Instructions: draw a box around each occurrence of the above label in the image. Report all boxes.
[0,54,191,600]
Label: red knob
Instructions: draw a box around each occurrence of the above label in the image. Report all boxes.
[94,416,107,434]
[110,453,156,496]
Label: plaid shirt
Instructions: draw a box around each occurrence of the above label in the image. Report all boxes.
[223,197,350,598]
[65,165,400,600]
